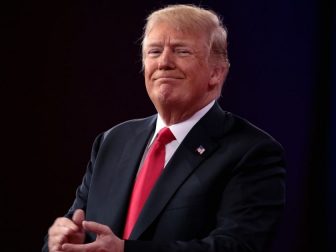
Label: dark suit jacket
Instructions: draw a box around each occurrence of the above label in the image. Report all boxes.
[42,102,285,252]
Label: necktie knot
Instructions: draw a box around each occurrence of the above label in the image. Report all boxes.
[156,127,175,145]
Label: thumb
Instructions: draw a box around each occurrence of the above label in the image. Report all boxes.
[82,221,112,236]
[72,209,85,226]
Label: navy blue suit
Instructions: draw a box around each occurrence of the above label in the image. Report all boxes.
[43,102,285,252]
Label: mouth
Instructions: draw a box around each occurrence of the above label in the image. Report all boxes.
[153,76,183,80]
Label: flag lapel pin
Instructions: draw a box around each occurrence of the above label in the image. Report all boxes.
[196,145,206,155]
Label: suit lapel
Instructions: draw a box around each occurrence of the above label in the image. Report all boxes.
[102,116,156,236]
[130,102,231,239]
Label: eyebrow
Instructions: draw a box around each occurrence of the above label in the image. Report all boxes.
[145,41,192,48]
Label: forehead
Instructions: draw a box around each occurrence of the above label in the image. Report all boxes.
[143,22,208,47]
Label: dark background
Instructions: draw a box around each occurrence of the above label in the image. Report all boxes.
[2,0,335,251]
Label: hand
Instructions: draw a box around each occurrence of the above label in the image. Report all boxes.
[48,209,85,252]
[61,221,124,252]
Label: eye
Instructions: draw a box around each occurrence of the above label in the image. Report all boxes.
[175,48,192,56]
[147,48,162,57]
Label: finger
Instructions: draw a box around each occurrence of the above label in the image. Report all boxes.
[48,233,68,252]
[51,217,80,231]
[82,221,112,236]
[62,242,101,252]
[62,243,89,251]
[72,209,85,226]
[48,227,73,251]
[49,223,76,236]
[49,242,65,252]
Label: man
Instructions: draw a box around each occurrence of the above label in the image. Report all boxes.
[43,4,285,252]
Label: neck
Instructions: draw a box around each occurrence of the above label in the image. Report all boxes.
[157,100,214,126]
[159,110,196,126]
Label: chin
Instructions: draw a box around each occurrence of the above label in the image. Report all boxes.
[150,87,183,107]
[156,87,174,101]
[152,94,177,108]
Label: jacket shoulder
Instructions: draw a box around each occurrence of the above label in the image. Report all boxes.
[213,105,283,151]
[102,115,156,141]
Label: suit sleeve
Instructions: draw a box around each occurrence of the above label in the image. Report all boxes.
[124,138,286,252]
[41,133,105,252]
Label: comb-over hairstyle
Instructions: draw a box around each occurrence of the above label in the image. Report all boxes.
[142,4,229,67]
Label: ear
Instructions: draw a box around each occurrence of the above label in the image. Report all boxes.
[209,64,228,87]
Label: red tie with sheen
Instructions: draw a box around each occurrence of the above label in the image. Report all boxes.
[123,127,175,239]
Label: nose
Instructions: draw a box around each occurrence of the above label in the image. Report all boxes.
[158,48,175,70]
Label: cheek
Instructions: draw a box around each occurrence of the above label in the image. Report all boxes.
[144,59,156,76]
[144,68,150,81]
[144,69,153,87]
[144,66,155,94]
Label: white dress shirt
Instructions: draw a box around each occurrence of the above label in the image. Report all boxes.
[148,100,215,166]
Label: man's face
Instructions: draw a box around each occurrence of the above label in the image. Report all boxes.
[143,22,220,116]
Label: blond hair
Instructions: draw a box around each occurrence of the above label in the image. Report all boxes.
[142,4,229,67]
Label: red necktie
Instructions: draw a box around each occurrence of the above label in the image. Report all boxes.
[123,127,175,239]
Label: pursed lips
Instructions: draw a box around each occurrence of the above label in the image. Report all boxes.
[153,75,184,80]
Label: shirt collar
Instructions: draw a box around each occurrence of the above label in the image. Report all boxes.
[153,100,215,144]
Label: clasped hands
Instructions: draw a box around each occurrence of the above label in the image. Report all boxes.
[48,209,124,252]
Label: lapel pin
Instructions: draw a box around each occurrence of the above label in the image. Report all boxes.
[196,145,206,155]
